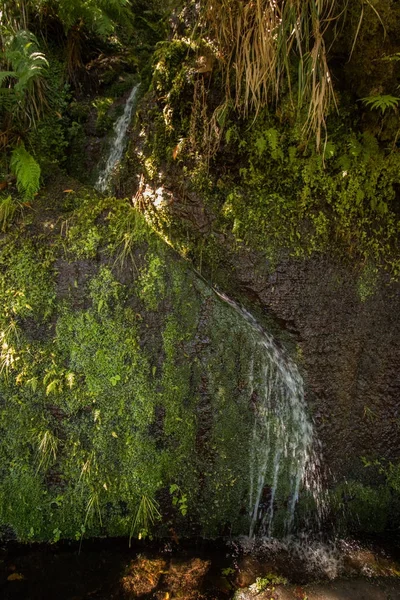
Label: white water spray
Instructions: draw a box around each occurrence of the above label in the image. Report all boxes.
[95,84,140,193]
[214,290,324,538]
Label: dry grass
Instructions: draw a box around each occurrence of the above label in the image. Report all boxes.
[201,0,339,147]
[189,77,228,162]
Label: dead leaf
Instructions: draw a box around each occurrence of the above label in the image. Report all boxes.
[8,573,25,581]
[172,145,180,160]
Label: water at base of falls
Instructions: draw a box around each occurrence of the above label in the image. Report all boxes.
[214,291,325,539]
[95,84,140,193]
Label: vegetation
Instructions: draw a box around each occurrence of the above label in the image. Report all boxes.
[0,0,399,544]
[200,0,337,148]
[0,0,168,194]
[0,192,276,541]
[130,1,400,276]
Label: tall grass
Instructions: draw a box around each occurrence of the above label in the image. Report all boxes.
[201,0,338,147]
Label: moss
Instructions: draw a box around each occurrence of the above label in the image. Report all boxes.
[331,480,391,534]
[137,252,167,310]
[130,22,400,279]
[208,118,400,274]
[0,239,56,322]
[0,192,270,540]
[1,188,399,541]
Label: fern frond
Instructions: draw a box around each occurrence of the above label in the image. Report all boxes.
[0,71,17,86]
[381,52,400,62]
[361,95,400,114]
[10,143,41,200]
[0,195,17,231]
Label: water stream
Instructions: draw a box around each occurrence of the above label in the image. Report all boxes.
[95,83,140,193]
[95,83,325,538]
[213,291,325,538]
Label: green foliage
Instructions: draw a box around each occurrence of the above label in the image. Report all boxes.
[251,574,288,592]
[107,203,149,267]
[362,456,400,498]
[357,263,378,302]
[62,195,151,261]
[361,94,400,114]
[0,470,47,541]
[28,60,70,170]
[0,29,48,125]
[62,194,110,258]
[331,480,391,533]
[215,117,400,274]
[137,252,166,310]
[10,143,41,199]
[2,190,398,543]
[138,7,400,278]
[169,483,188,516]
[0,195,17,231]
[0,0,165,188]
[386,463,400,494]
[0,237,56,323]
[92,96,114,135]
[54,0,131,37]
[1,30,48,94]
[35,429,59,473]
[129,494,161,544]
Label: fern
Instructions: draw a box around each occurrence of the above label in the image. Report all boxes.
[10,143,41,200]
[0,71,17,85]
[381,52,400,62]
[5,31,48,95]
[361,95,400,114]
[0,195,17,231]
[57,0,130,36]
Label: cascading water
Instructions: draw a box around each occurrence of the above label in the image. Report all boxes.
[214,290,324,538]
[95,84,140,193]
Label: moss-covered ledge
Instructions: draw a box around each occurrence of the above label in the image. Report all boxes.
[0,184,288,542]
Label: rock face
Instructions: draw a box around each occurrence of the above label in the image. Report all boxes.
[1,180,399,541]
[231,254,400,480]
[234,578,400,600]
[2,191,324,540]
[139,181,400,507]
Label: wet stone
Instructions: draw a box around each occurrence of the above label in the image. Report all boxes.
[163,557,211,599]
[121,556,167,596]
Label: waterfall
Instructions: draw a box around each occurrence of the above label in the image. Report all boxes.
[95,84,140,193]
[214,290,324,538]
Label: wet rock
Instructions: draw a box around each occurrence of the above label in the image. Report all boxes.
[234,556,275,588]
[234,578,400,600]
[343,549,379,575]
[164,557,210,599]
[143,174,400,488]
[121,556,167,596]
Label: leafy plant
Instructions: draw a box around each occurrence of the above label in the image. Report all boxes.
[361,94,400,114]
[0,29,49,125]
[52,527,62,543]
[129,494,161,546]
[0,195,17,231]
[35,429,59,473]
[170,483,188,516]
[46,0,132,78]
[10,142,41,199]
[0,326,19,382]
[108,204,148,269]
[200,0,338,147]
[78,490,103,551]
[250,573,288,592]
